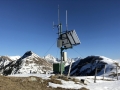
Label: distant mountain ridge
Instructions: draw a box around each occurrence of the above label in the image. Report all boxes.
[8,56,20,61]
[0,51,82,76]
[0,51,52,75]
[65,56,120,77]
[1,51,118,77]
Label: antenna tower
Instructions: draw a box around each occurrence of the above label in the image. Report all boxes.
[53,5,80,76]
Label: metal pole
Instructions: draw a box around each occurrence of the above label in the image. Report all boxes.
[94,67,97,83]
[60,48,63,75]
[67,59,73,79]
[103,64,106,80]
[59,23,63,75]
[116,66,118,80]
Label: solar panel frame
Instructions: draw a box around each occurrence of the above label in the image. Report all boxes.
[59,30,80,49]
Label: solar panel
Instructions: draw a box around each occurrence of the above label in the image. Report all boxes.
[58,30,80,49]
[66,31,75,45]
[68,30,80,45]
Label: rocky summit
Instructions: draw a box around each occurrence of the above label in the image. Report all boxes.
[0,51,52,75]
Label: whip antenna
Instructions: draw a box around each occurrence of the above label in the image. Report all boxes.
[66,10,68,31]
[53,21,54,30]
[58,5,60,24]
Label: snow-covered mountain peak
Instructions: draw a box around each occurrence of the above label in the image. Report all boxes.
[44,54,57,63]
[45,54,55,59]
[21,51,40,60]
[65,55,120,76]
[1,51,52,75]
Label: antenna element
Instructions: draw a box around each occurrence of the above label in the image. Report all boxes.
[66,10,68,31]
[53,21,54,30]
[58,5,60,24]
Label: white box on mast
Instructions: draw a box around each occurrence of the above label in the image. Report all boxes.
[63,52,67,61]
[57,39,62,48]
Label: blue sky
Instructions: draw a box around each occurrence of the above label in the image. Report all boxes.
[0,0,120,59]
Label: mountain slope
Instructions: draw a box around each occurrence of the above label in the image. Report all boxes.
[65,56,120,76]
[0,56,12,73]
[2,51,52,75]
[8,56,20,61]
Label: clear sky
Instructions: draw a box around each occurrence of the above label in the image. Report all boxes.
[0,0,120,59]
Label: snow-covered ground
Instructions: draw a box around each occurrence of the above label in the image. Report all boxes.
[8,74,120,90]
[9,74,52,79]
[87,80,120,90]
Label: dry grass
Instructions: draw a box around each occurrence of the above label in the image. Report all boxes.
[49,75,82,84]
[79,87,89,90]
[0,75,89,90]
[0,75,67,90]
[45,78,62,85]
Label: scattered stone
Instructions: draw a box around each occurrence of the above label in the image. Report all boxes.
[28,77,37,81]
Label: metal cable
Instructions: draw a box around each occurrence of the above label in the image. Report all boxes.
[43,40,56,56]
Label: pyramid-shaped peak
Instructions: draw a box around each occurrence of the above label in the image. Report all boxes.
[21,51,40,59]
[24,51,33,56]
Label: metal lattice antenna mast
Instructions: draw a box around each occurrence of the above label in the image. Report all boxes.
[53,5,64,76]
[57,5,63,75]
